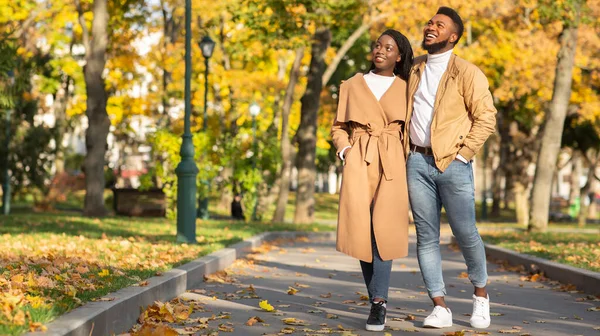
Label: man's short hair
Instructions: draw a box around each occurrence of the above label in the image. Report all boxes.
[437,6,464,44]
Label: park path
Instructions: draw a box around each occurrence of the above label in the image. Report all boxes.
[129,235,600,335]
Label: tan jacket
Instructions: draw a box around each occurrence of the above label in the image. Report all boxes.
[331,73,409,262]
[403,54,497,172]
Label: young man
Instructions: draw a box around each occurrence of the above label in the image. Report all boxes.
[404,7,497,329]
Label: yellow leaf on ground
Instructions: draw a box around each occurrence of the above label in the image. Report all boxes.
[282,317,309,326]
[259,300,275,312]
[133,323,179,336]
[287,287,298,295]
[65,285,77,297]
[98,269,110,277]
[13,310,26,326]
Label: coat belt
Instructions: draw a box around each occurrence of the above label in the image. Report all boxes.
[353,123,401,181]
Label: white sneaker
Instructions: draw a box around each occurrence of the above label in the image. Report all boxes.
[423,306,453,328]
[470,295,491,328]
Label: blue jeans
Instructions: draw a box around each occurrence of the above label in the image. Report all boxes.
[407,152,487,298]
[360,224,392,303]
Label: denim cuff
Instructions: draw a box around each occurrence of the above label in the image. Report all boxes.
[428,288,447,298]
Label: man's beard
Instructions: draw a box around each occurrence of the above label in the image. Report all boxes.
[422,38,451,54]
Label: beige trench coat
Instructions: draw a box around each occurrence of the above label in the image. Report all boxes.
[331,73,409,262]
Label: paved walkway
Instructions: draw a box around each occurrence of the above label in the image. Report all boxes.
[140,235,600,335]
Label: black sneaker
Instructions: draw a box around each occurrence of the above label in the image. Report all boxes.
[366,301,386,331]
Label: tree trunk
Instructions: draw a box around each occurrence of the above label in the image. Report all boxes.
[569,150,582,210]
[529,26,578,232]
[294,29,331,224]
[53,75,71,175]
[514,182,529,227]
[492,113,509,217]
[81,0,110,217]
[491,166,504,217]
[273,47,304,223]
[579,151,600,227]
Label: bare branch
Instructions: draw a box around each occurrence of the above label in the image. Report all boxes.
[75,0,90,54]
[322,12,390,84]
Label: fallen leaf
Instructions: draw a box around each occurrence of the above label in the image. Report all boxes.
[280,327,295,334]
[282,318,309,326]
[337,324,353,331]
[259,300,275,312]
[246,316,264,326]
[326,313,338,319]
[287,287,299,295]
[294,282,311,288]
[320,293,332,298]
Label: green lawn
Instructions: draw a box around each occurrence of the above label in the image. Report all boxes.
[0,213,333,335]
[480,230,600,272]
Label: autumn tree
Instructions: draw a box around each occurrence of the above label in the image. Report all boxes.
[529,0,590,232]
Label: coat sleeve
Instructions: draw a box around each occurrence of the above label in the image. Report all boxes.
[331,82,352,156]
[458,67,497,161]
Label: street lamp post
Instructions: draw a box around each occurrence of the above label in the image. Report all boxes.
[196,36,215,220]
[249,102,260,220]
[2,71,14,216]
[199,36,215,132]
[175,0,199,243]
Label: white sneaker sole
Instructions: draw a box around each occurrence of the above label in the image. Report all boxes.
[365,324,385,332]
[365,318,387,332]
[423,321,453,328]
[470,319,490,329]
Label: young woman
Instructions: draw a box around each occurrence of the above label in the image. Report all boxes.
[331,29,413,332]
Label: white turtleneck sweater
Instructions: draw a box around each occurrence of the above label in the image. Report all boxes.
[409,48,467,163]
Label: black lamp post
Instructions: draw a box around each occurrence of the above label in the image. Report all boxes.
[199,36,215,132]
[196,35,215,220]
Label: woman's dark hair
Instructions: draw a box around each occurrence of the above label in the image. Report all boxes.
[369,29,414,80]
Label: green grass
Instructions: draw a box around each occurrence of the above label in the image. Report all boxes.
[0,213,333,335]
[480,230,600,272]
[210,191,340,223]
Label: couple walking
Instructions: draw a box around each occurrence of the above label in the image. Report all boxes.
[331,6,497,332]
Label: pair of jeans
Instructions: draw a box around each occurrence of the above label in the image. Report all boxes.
[360,224,392,303]
[407,152,487,298]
